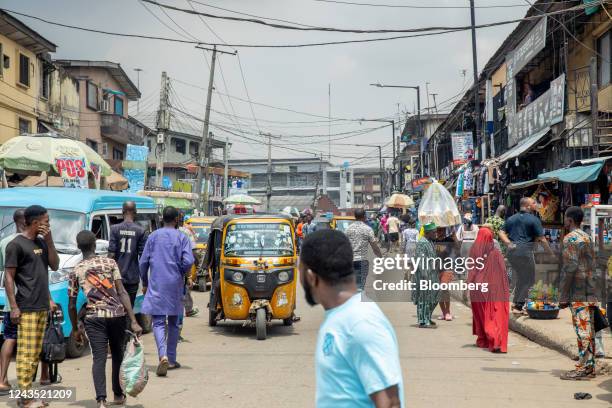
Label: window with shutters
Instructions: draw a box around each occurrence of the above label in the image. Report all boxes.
[86,81,99,110]
[598,30,611,87]
[18,53,30,87]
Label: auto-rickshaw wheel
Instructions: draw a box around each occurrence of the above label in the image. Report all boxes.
[282,317,293,326]
[255,308,267,340]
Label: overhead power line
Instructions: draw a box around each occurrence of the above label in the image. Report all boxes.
[142,0,604,35]
[5,2,607,48]
[311,0,578,9]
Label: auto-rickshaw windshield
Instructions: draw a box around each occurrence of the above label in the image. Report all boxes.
[335,219,355,232]
[190,222,211,243]
[224,222,294,257]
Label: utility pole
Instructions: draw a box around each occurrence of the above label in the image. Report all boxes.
[260,132,281,212]
[155,71,170,188]
[469,0,481,159]
[328,83,331,161]
[194,45,236,214]
[223,136,230,198]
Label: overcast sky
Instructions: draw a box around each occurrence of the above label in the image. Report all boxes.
[6,0,529,167]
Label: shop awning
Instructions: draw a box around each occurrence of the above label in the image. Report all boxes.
[569,155,612,166]
[496,127,551,163]
[507,161,605,190]
[538,162,605,184]
[507,177,556,191]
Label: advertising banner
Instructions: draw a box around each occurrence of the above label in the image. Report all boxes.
[451,132,474,165]
[55,157,88,188]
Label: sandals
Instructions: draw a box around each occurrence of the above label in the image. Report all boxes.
[0,384,12,396]
[168,362,181,370]
[445,314,453,321]
[40,374,62,386]
[107,395,127,406]
[560,368,595,381]
[156,356,169,377]
[18,399,49,408]
[185,308,199,317]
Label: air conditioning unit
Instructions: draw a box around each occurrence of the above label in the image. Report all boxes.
[101,143,108,158]
[100,99,110,112]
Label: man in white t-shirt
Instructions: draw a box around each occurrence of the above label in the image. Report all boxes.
[386,212,401,254]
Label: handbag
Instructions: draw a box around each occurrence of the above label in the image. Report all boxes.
[40,313,66,364]
[593,307,609,333]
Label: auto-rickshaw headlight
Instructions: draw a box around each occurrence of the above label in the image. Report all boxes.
[278,271,290,282]
[232,271,244,282]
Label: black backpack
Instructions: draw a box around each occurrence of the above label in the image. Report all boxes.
[40,314,66,364]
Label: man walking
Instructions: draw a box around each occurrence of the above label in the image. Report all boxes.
[0,209,24,394]
[178,214,198,318]
[413,222,440,328]
[559,207,598,380]
[499,197,552,314]
[139,207,194,377]
[299,229,403,407]
[345,208,382,291]
[386,212,401,254]
[4,205,59,408]
[69,230,142,408]
[108,201,147,306]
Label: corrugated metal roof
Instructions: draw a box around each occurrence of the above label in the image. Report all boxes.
[0,11,56,53]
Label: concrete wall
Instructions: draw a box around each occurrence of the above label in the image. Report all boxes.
[64,67,130,151]
[38,65,80,139]
[0,33,41,143]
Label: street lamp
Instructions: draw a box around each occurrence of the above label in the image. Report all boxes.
[369,83,422,180]
[352,143,384,205]
[134,68,143,114]
[357,118,395,193]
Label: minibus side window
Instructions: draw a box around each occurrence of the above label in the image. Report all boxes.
[91,215,109,240]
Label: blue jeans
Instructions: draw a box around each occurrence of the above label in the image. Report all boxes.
[152,315,180,364]
[353,260,369,291]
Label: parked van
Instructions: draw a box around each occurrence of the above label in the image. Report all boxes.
[0,187,158,357]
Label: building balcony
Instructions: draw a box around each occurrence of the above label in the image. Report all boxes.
[101,113,144,146]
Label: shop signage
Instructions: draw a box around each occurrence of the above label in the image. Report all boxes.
[508,17,547,74]
[510,74,565,146]
[451,132,474,165]
[411,177,431,192]
[55,157,88,189]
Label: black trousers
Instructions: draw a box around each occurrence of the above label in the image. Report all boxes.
[84,316,127,402]
[507,251,535,308]
[123,283,139,307]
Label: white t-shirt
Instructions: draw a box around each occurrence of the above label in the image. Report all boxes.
[387,217,401,234]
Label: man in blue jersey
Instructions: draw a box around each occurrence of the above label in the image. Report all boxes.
[299,229,403,408]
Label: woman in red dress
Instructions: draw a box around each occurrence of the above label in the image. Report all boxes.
[468,227,509,353]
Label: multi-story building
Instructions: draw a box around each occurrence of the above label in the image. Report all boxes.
[0,10,56,143]
[352,167,384,209]
[55,60,143,163]
[229,157,357,210]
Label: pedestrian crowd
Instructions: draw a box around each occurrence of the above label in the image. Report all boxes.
[0,203,197,407]
[0,196,609,408]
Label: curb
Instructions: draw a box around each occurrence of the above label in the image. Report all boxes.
[450,290,611,375]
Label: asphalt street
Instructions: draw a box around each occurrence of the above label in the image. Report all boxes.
[1,287,610,407]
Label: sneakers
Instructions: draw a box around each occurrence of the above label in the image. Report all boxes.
[185,307,199,317]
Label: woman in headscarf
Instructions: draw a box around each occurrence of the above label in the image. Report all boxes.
[467,227,509,352]
[412,222,440,328]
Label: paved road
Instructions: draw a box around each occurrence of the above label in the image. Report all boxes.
[1,288,610,407]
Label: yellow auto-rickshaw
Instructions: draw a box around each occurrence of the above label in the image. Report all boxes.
[331,215,356,233]
[185,216,216,292]
[204,214,297,340]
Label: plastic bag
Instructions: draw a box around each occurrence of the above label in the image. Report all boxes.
[120,334,148,397]
[418,181,461,227]
[40,314,66,364]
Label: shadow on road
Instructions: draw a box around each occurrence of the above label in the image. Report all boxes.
[209,321,299,340]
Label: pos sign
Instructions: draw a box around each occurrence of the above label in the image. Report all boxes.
[55,157,88,188]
